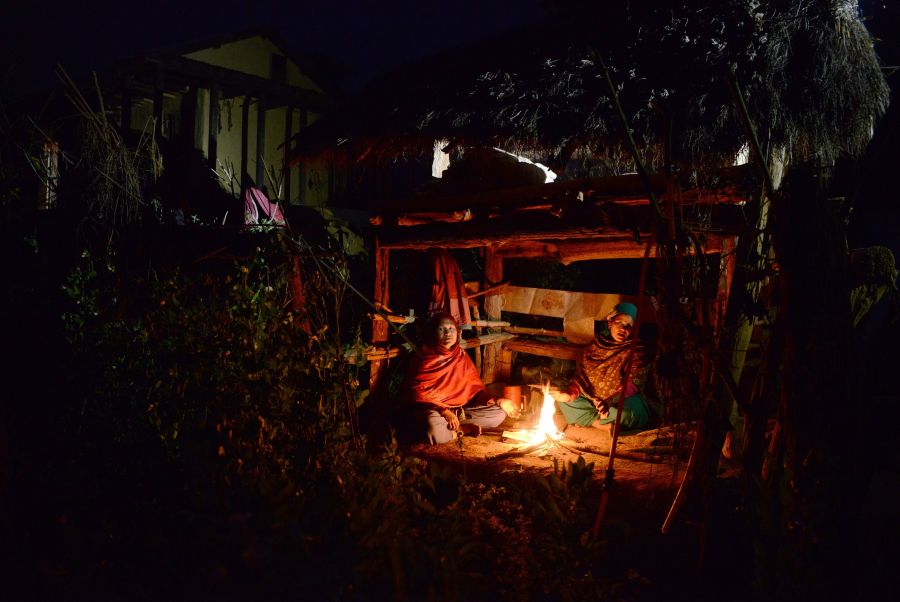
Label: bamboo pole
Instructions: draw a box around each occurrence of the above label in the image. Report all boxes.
[591,240,653,539]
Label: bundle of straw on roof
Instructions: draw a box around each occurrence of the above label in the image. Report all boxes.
[291,0,888,178]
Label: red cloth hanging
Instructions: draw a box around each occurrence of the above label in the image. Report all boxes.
[427,250,472,327]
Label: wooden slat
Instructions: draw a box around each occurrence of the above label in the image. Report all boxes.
[376,204,747,250]
[504,326,566,338]
[378,167,752,215]
[503,339,584,361]
[365,347,403,361]
[460,332,515,350]
[362,333,516,362]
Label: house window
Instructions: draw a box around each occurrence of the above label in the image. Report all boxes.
[39,141,59,211]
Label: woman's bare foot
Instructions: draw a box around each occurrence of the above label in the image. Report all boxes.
[591,419,614,436]
[553,413,569,432]
[459,423,482,437]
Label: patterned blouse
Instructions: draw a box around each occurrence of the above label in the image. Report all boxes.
[568,326,648,407]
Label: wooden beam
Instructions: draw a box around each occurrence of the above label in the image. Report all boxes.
[377,204,746,251]
[362,333,516,363]
[504,326,566,338]
[365,347,403,361]
[207,84,219,169]
[179,86,197,145]
[395,210,473,226]
[299,106,308,205]
[370,313,416,324]
[715,236,738,330]
[379,168,752,215]
[240,95,251,197]
[369,243,390,391]
[283,104,293,202]
[460,332,515,350]
[256,102,266,190]
[467,281,509,299]
[502,339,584,361]
[472,319,510,328]
[497,345,513,382]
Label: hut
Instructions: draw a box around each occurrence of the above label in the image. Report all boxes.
[287,0,888,421]
[286,5,893,595]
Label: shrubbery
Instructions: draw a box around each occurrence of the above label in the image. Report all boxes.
[51,237,646,600]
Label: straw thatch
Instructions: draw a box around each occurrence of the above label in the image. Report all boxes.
[290,0,889,179]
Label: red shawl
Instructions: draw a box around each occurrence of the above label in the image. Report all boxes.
[402,342,487,408]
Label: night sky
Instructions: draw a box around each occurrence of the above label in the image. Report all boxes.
[1,0,544,99]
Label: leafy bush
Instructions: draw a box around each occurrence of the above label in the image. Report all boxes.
[56,236,645,600]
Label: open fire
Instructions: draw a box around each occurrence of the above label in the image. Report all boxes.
[500,381,564,449]
[534,381,564,442]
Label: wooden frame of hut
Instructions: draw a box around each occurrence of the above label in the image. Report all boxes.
[287,6,891,588]
[364,164,753,394]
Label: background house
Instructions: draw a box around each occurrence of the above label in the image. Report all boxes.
[34,28,333,216]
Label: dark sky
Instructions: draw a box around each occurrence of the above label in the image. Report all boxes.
[1,0,545,98]
[1,1,894,101]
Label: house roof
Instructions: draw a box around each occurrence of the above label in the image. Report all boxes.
[153,26,338,97]
[288,1,889,176]
[372,164,754,260]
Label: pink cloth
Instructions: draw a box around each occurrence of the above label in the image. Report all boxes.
[243,187,286,226]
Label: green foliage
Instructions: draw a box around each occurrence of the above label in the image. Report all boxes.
[58,240,644,600]
[63,240,365,488]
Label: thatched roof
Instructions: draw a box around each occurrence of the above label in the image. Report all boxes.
[290,0,889,179]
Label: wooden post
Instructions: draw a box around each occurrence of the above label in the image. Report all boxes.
[715,236,738,331]
[283,104,293,202]
[482,245,503,384]
[255,101,266,190]
[207,85,219,169]
[240,95,251,198]
[153,63,164,140]
[290,256,311,334]
[298,106,308,205]
[179,86,197,145]
[369,243,390,391]
[497,347,514,382]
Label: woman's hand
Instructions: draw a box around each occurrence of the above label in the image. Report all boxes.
[496,397,521,419]
[442,408,460,431]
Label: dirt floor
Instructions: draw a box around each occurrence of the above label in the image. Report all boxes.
[405,417,755,601]
[408,415,700,514]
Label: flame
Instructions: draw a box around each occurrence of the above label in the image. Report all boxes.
[534,381,563,442]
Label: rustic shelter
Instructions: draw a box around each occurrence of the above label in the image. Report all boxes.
[286,0,888,419]
[285,9,893,588]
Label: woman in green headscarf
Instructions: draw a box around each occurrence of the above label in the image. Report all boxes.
[551,302,651,432]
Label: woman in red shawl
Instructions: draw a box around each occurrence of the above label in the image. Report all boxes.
[400,312,519,444]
